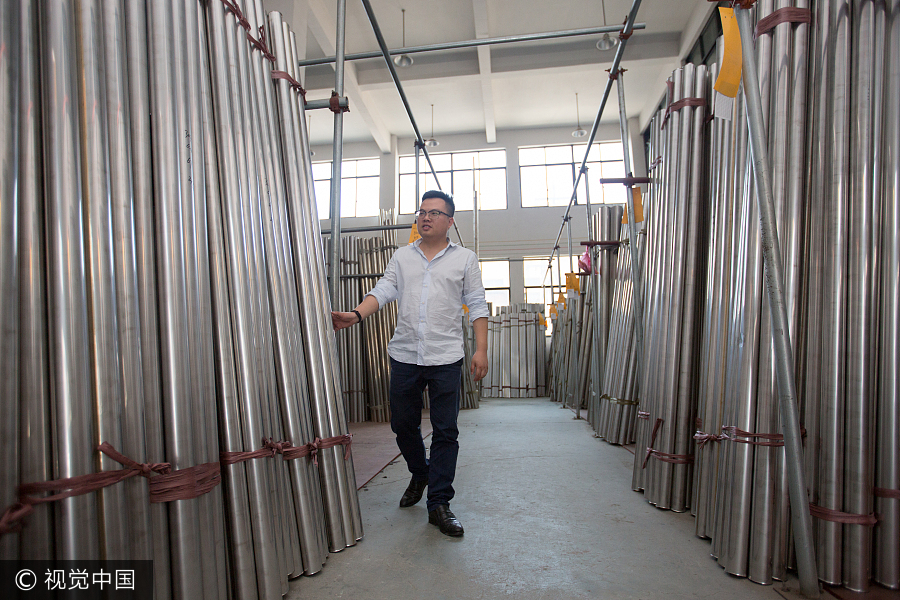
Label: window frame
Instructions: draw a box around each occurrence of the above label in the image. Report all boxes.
[312,157,382,219]
[398,149,508,215]
[518,142,627,208]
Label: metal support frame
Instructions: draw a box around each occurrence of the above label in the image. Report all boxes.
[297,23,646,67]
[359,0,465,246]
[734,7,819,598]
[328,0,348,306]
[542,0,643,286]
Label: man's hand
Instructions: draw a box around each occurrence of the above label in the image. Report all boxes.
[471,349,488,382]
[332,311,359,331]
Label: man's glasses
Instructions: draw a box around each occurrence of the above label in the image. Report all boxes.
[415,209,451,219]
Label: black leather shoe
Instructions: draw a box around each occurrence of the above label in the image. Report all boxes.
[428,505,464,537]
[399,478,427,507]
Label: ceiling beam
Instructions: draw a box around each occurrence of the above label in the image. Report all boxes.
[472,0,496,143]
[306,0,393,152]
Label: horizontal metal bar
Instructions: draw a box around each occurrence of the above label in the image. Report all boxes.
[596,176,651,185]
[321,222,414,235]
[297,23,646,67]
[305,97,349,111]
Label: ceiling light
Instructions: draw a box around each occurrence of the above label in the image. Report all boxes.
[424,104,439,146]
[572,93,587,138]
[392,9,413,67]
[596,0,619,51]
[596,33,618,51]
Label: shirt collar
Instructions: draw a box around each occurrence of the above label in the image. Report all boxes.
[412,237,456,259]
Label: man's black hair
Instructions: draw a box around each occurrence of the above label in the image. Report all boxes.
[421,190,455,216]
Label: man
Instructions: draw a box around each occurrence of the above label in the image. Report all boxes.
[332,190,489,537]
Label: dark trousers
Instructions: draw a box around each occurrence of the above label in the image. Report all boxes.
[389,357,463,512]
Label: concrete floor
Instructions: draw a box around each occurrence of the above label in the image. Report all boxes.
[288,397,798,600]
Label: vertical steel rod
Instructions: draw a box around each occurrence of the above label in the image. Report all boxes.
[735,7,818,598]
[329,0,347,306]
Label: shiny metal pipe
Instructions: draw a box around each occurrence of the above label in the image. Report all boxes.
[0,0,20,562]
[173,0,225,594]
[77,0,129,558]
[874,0,900,588]
[736,6,819,596]
[123,1,171,592]
[328,0,347,307]
[147,0,205,591]
[206,3,282,597]
[101,0,154,563]
[16,0,53,560]
[40,0,100,560]
[290,24,364,544]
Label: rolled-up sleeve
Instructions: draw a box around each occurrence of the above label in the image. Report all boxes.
[462,254,489,322]
[366,254,399,308]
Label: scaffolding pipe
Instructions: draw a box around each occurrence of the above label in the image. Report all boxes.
[542,0,643,287]
[358,0,465,245]
[734,7,818,598]
[329,0,347,305]
[296,23,646,67]
[615,71,645,384]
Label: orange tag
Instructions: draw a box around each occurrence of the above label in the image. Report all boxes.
[408,223,421,244]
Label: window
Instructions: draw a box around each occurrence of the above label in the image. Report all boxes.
[479,260,510,313]
[312,158,381,219]
[524,256,579,335]
[519,142,627,208]
[399,150,507,215]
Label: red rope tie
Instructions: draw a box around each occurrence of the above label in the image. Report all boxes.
[693,431,728,449]
[607,67,626,81]
[809,503,878,527]
[637,410,650,420]
[221,0,251,31]
[642,418,664,468]
[647,155,663,172]
[720,425,786,447]
[247,25,276,63]
[875,488,900,500]
[148,462,221,504]
[317,433,354,461]
[643,418,695,467]
[220,438,285,466]
[0,503,34,535]
[1,443,173,534]
[755,7,812,40]
[271,70,307,99]
[661,97,707,130]
[329,91,349,114]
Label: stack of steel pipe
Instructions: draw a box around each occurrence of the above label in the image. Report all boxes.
[801,0,898,590]
[593,218,644,445]
[483,304,545,398]
[358,227,398,422]
[342,236,368,422]
[630,62,710,514]
[585,206,627,436]
[1,1,365,596]
[460,315,481,409]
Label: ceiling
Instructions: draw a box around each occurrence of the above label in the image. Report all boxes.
[264,0,715,150]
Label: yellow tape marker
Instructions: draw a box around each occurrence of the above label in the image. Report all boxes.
[408,223,421,244]
[622,187,645,224]
[565,273,580,293]
[714,8,742,99]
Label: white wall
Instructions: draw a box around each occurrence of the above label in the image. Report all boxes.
[312,123,648,305]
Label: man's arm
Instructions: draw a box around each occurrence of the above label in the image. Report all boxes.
[332,294,380,331]
[470,316,488,382]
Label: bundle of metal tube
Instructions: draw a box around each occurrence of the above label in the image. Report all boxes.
[593,220,644,445]
[333,235,368,423]
[803,0,898,590]
[358,228,398,422]
[460,315,481,409]
[630,62,709,514]
[483,305,545,398]
[585,207,627,435]
[1,1,366,596]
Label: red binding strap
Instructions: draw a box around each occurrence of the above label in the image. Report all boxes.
[247,25,276,63]
[755,7,812,40]
[221,0,251,31]
[271,70,307,99]
[809,503,878,526]
[875,487,900,500]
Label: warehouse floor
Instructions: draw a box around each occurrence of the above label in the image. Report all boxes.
[287,397,835,600]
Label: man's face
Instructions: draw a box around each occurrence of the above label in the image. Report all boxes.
[417,197,454,240]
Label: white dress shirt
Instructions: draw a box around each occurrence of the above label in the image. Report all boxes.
[365,238,489,366]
